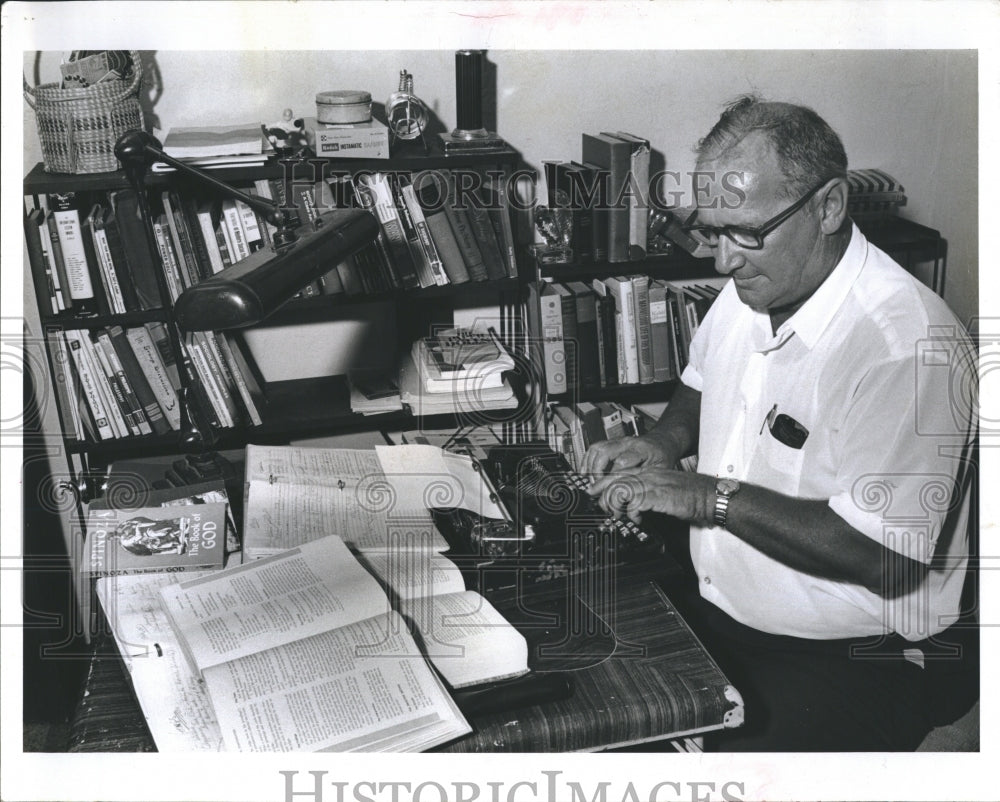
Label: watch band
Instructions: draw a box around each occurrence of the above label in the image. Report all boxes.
[713,494,731,528]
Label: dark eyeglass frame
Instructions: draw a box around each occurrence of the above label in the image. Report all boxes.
[683,180,829,250]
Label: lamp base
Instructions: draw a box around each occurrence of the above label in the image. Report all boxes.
[440,130,507,153]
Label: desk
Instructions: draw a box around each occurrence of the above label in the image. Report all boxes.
[69,564,742,753]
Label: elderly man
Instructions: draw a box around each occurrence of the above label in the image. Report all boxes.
[584,96,977,751]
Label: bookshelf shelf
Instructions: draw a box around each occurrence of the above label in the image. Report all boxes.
[533,250,715,282]
[23,138,527,548]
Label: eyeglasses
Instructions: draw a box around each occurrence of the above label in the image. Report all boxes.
[683,180,828,250]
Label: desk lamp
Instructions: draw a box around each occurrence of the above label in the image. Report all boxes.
[113,130,380,459]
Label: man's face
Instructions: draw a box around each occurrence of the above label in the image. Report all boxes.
[696,133,829,318]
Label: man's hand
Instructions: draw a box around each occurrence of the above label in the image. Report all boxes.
[586,466,715,526]
[580,434,675,479]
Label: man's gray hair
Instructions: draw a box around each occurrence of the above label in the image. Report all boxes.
[697,95,848,197]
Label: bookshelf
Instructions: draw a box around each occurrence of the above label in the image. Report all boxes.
[23,139,528,516]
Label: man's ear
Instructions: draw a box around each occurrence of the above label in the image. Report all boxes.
[818,177,849,234]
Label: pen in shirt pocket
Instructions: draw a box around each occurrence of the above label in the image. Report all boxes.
[760,404,809,449]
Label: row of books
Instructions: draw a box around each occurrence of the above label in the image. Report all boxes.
[50,322,266,443]
[846,168,907,221]
[527,277,726,396]
[547,400,652,472]
[542,131,652,264]
[24,165,520,319]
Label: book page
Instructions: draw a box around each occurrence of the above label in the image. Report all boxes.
[358,551,466,600]
[401,589,530,689]
[245,444,382,486]
[243,479,441,554]
[202,611,470,752]
[96,574,224,751]
[159,535,391,672]
[375,444,507,519]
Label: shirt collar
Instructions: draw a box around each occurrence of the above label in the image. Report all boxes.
[772,222,868,350]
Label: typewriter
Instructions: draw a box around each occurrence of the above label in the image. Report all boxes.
[433,442,666,577]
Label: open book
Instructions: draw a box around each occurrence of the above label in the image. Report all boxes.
[242,443,506,559]
[158,535,471,752]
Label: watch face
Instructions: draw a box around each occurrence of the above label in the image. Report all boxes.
[716,478,740,496]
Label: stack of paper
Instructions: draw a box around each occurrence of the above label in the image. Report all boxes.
[153,123,271,172]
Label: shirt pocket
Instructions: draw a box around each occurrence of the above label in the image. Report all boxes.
[750,429,807,492]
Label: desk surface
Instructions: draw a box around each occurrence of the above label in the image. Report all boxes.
[70,565,741,753]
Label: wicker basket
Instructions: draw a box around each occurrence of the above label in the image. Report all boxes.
[24,51,144,174]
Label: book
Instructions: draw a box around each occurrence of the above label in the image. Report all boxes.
[591,279,619,387]
[47,330,85,440]
[577,161,610,262]
[151,213,184,301]
[611,131,651,260]
[23,207,59,315]
[441,170,489,281]
[412,328,514,394]
[82,501,227,577]
[109,188,163,310]
[462,175,508,280]
[157,534,471,751]
[389,175,436,289]
[124,326,182,431]
[480,172,519,278]
[526,281,567,395]
[347,368,403,415]
[412,170,470,285]
[48,193,99,314]
[161,123,264,159]
[399,176,448,286]
[356,173,420,290]
[193,200,227,274]
[581,133,632,262]
[87,203,128,313]
[107,325,171,435]
[631,273,654,384]
[145,322,183,396]
[351,175,401,290]
[551,283,579,394]
[213,332,264,427]
[64,330,116,440]
[88,331,135,437]
[565,281,601,390]
[96,328,153,436]
[648,279,676,383]
[604,276,639,384]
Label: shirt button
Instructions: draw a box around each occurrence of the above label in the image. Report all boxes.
[726,464,734,473]
[703,576,712,585]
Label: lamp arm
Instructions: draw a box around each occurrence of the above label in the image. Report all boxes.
[114,130,292,232]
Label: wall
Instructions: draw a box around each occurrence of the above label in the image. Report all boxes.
[24,49,979,329]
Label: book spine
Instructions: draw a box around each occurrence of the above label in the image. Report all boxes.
[572,287,601,390]
[183,338,227,428]
[65,330,116,440]
[391,178,435,289]
[50,201,99,313]
[221,200,251,263]
[555,285,579,394]
[47,330,85,440]
[125,326,182,431]
[96,330,150,436]
[631,274,654,384]
[665,285,688,374]
[442,172,488,281]
[107,325,171,435]
[91,213,127,314]
[195,204,226,274]
[192,333,237,428]
[366,173,421,290]
[581,135,630,263]
[200,332,243,427]
[606,278,639,384]
[152,217,184,302]
[160,191,198,288]
[178,194,216,279]
[145,322,184,394]
[23,209,59,315]
[110,189,163,311]
[235,199,264,253]
[424,212,470,285]
[401,182,448,286]
[463,185,507,280]
[44,209,74,313]
[483,176,519,278]
[33,205,67,312]
[648,280,674,383]
[539,285,567,394]
[351,177,400,290]
[100,207,141,312]
[594,289,619,387]
[213,332,264,427]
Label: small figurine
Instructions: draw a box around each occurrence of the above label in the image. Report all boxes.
[262,108,308,156]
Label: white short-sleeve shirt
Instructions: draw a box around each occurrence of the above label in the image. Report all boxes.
[681,224,975,640]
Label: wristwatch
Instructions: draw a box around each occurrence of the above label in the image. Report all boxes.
[713,478,741,529]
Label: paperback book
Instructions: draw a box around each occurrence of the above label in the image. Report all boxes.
[81,502,227,577]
